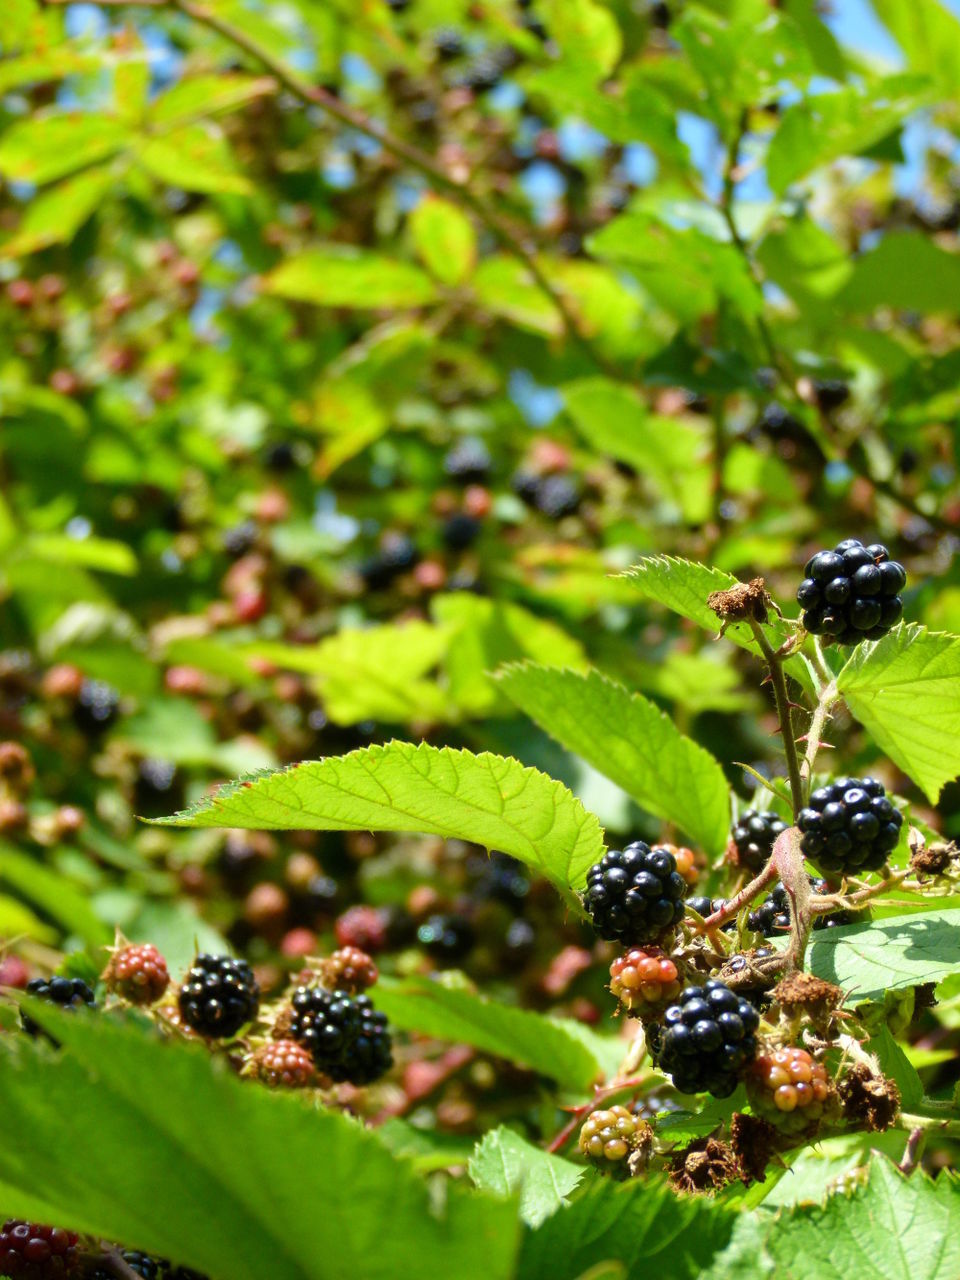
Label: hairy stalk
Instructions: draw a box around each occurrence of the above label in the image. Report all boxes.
[898,1126,927,1175]
[748,619,805,815]
[801,678,839,790]
[898,1112,960,1138]
[695,860,778,933]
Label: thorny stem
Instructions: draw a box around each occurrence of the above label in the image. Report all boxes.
[748,619,805,815]
[899,1112,960,1139]
[801,679,839,790]
[694,860,778,933]
[898,1126,927,1175]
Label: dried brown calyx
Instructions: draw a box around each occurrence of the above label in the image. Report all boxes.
[668,1137,738,1195]
[838,1063,901,1131]
[707,577,775,626]
[730,1112,779,1185]
[772,972,842,1028]
[910,839,957,877]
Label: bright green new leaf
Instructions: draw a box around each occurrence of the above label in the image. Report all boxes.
[0,114,129,184]
[375,977,604,1091]
[871,0,960,98]
[153,741,605,900]
[469,1127,584,1226]
[0,1010,520,1280]
[542,0,622,76]
[410,196,477,286]
[837,624,960,802]
[148,74,276,127]
[264,247,438,308]
[1,166,114,257]
[138,123,252,194]
[497,664,731,856]
[472,257,562,336]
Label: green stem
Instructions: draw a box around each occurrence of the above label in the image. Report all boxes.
[899,1111,960,1138]
[749,620,805,816]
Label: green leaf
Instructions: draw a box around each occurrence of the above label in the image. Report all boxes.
[373,1119,476,1172]
[114,698,276,774]
[496,665,731,856]
[469,1127,584,1227]
[838,232,960,314]
[0,844,111,948]
[0,1011,520,1280]
[409,196,477,286]
[519,1175,736,1280]
[264,247,438,308]
[137,123,252,194]
[374,977,604,1091]
[472,257,562,336]
[766,75,931,195]
[541,0,622,76]
[152,741,605,901]
[837,624,960,802]
[805,908,960,1002]
[25,533,137,575]
[867,1026,924,1109]
[871,0,960,98]
[0,114,129,184]
[248,621,453,724]
[148,73,276,127]
[562,378,711,522]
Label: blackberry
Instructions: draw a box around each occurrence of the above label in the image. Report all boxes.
[748,878,858,936]
[442,513,481,550]
[264,441,297,472]
[443,437,491,483]
[730,810,787,871]
[178,954,259,1038]
[73,679,119,734]
[89,1256,208,1280]
[511,470,541,504]
[102,942,169,1005]
[287,987,393,1085]
[432,26,465,59]
[534,474,581,518]
[608,948,681,1012]
[798,539,905,645]
[0,1221,79,1278]
[812,378,850,412]
[416,913,476,963]
[723,948,776,1008]
[222,520,257,557]
[251,1039,316,1088]
[360,533,419,589]
[797,776,903,873]
[475,852,529,910]
[21,975,96,1039]
[584,843,687,945]
[655,979,759,1097]
[503,917,536,963]
[578,1105,645,1170]
[748,1046,832,1131]
[686,896,734,931]
[650,0,671,27]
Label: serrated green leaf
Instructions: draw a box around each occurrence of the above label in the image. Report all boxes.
[137,123,251,194]
[148,73,276,127]
[410,196,477,286]
[518,1175,736,1280]
[0,844,111,948]
[496,665,730,856]
[152,741,605,900]
[469,1127,583,1227]
[837,624,960,802]
[0,114,129,184]
[264,247,438,308]
[804,908,960,1002]
[562,379,711,522]
[373,976,604,1091]
[0,1010,520,1280]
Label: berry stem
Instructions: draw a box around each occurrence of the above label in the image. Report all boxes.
[898,1112,960,1138]
[897,1125,927,1175]
[800,678,839,792]
[748,619,805,816]
[695,860,778,933]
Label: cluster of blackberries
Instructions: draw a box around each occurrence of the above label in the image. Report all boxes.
[584,843,687,945]
[178,954,260,1038]
[90,1254,206,1280]
[359,534,419,590]
[798,777,902,872]
[747,878,856,936]
[797,539,905,644]
[287,986,393,1084]
[654,979,759,1097]
[443,438,491,483]
[21,976,96,1039]
[730,809,787,870]
[512,471,581,518]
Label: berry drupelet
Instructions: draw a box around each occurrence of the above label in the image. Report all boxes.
[797,776,903,873]
[748,1046,832,1131]
[655,979,759,1097]
[103,942,169,1006]
[578,1106,644,1170]
[21,976,96,1038]
[797,539,905,645]
[0,1221,79,1278]
[608,948,681,1012]
[584,843,687,945]
[730,810,787,871]
[287,986,393,1085]
[178,954,259,1038]
[251,1039,316,1088]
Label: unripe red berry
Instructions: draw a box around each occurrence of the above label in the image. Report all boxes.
[280,927,317,958]
[41,663,84,699]
[335,905,389,953]
[319,946,378,994]
[0,1220,79,1277]
[103,943,170,1005]
[609,948,681,1011]
[233,590,268,623]
[49,368,81,396]
[7,280,35,308]
[661,844,700,888]
[37,274,65,301]
[748,1046,833,1131]
[251,1039,316,1088]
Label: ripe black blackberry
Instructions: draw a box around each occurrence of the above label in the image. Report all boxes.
[360,533,419,590]
[222,520,257,558]
[443,437,491,483]
[0,1221,79,1278]
[812,378,850,412]
[432,26,465,59]
[416,913,476,963]
[797,539,905,644]
[287,986,393,1084]
[475,852,529,910]
[442,513,482,550]
[21,975,96,1038]
[73,679,119,733]
[730,809,787,870]
[686,896,734,931]
[748,878,858,936]
[178,954,259,1038]
[797,776,903,873]
[584,843,687,945]
[655,979,759,1097]
[724,948,776,1007]
[535,474,581,518]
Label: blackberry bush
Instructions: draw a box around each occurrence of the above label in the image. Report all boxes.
[178,954,260,1038]
[655,980,759,1097]
[797,539,905,644]
[797,777,903,872]
[584,843,687,945]
[286,986,393,1085]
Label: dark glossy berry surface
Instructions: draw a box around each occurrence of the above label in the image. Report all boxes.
[416,913,476,963]
[654,979,759,1097]
[287,986,393,1084]
[798,539,905,645]
[443,437,491,482]
[21,975,96,1038]
[584,843,687,945]
[748,877,858,935]
[535,474,581,518]
[442,513,482,550]
[178,954,259,1038]
[73,679,119,733]
[686,895,734,931]
[797,776,903,872]
[731,809,787,870]
[0,1220,79,1278]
